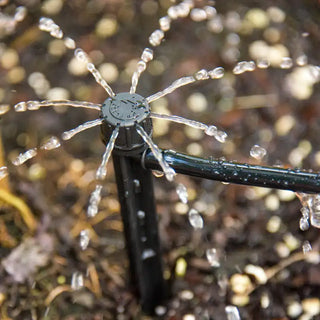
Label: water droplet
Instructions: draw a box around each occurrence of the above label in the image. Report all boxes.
[208,67,224,79]
[190,8,207,22]
[141,48,153,62]
[64,37,76,49]
[296,54,308,66]
[40,136,61,150]
[141,248,156,260]
[159,16,171,31]
[137,60,146,73]
[280,57,293,69]
[299,217,309,231]
[300,206,309,219]
[206,248,220,267]
[0,104,10,115]
[14,6,27,22]
[149,29,164,46]
[167,6,180,19]
[14,101,27,112]
[164,167,176,181]
[225,305,241,320]
[257,58,270,69]
[207,15,223,33]
[302,240,312,254]
[137,210,145,219]
[195,69,209,80]
[204,6,217,19]
[188,208,203,229]
[87,184,103,218]
[215,130,228,143]
[233,61,256,74]
[71,271,84,290]
[79,229,90,250]
[250,145,267,160]
[12,148,37,166]
[0,166,8,180]
[205,125,217,136]
[75,48,88,62]
[26,101,40,110]
[176,183,188,204]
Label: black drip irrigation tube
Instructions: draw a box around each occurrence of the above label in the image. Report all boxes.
[141,149,320,194]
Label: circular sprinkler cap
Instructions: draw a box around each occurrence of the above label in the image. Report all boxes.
[101,92,152,154]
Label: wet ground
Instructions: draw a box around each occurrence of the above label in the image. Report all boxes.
[0,0,320,319]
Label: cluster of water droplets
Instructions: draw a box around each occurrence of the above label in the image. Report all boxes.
[297,193,320,231]
[39,17,63,39]
[0,5,27,37]
[130,48,154,94]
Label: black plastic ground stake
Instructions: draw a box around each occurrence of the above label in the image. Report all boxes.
[142,149,320,194]
[100,92,166,314]
[112,153,166,314]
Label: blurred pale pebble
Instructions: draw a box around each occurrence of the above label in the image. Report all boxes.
[246,187,271,200]
[68,57,88,76]
[267,6,286,23]
[95,17,118,38]
[287,301,303,318]
[28,163,46,180]
[48,39,66,56]
[266,215,281,233]
[46,87,69,100]
[0,0,8,5]
[315,151,320,166]
[263,27,281,43]
[285,66,319,100]
[275,242,290,258]
[301,298,320,316]
[153,119,169,137]
[268,44,290,67]
[98,63,119,83]
[141,0,159,15]
[155,305,167,316]
[179,290,194,300]
[207,15,223,33]
[244,264,267,284]
[0,104,9,115]
[41,0,63,15]
[7,66,25,84]
[260,292,270,309]
[283,233,300,251]
[230,273,252,294]
[174,202,188,215]
[148,60,165,75]
[249,40,269,60]
[184,126,204,140]
[186,92,208,112]
[1,48,19,69]
[245,8,269,29]
[275,114,295,136]
[277,189,296,202]
[183,315,195,320]
[186,143,203,156]
[175,257,187,277]
[231,294,250,307]
[265,194,280,211]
